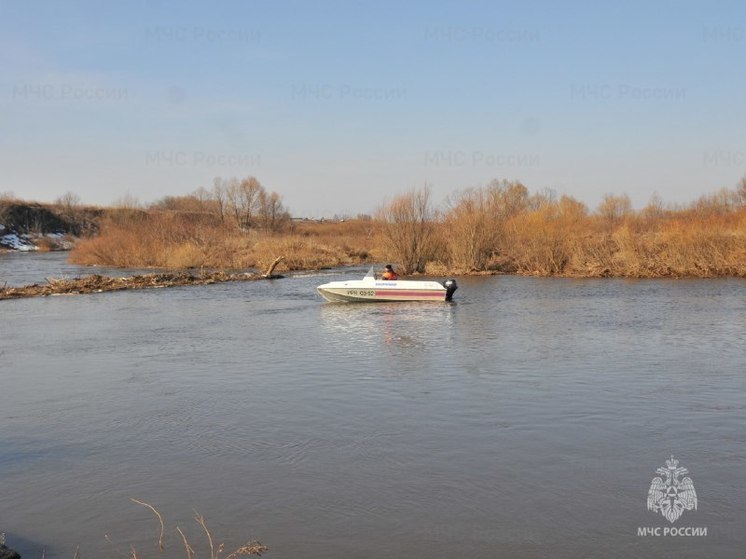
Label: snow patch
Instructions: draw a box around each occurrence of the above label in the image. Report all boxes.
[1,232,38,251]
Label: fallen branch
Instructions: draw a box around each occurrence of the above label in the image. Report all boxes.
[261,256,285,279]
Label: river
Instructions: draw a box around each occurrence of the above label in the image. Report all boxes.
[1,252,745,558]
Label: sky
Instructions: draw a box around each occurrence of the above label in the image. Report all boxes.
[1,0,745,217]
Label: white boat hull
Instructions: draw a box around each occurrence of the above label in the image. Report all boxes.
[317,268,457,303]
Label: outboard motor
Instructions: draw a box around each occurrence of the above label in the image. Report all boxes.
[442,279,458,301]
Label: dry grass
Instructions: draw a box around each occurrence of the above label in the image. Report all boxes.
[537,209,744,278]
[65,184,746,278]
[487,194,746,278]
[130,499,165,551]
[70,212,381,272]
[104,500,268,559]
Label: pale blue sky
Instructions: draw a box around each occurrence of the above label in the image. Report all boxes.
[1,0,745,216]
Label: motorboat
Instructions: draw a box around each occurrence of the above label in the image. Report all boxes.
[316,266,457,303]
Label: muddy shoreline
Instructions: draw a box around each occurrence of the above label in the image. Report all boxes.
[0,270,274,301]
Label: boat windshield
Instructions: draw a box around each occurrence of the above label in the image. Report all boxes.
[364,265,376,279]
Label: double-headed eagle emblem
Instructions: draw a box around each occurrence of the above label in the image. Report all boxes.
[647,455,698,523]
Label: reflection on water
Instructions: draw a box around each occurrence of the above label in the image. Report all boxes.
[1,257,746,558]
[320,301,455,351]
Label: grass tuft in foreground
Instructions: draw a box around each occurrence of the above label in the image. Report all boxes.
[104,499,268,559]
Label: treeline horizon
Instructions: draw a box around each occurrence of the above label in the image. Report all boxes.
[3,175,746,278]
[3,173,746,221]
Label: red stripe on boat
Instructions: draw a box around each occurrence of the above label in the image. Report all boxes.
[374,290,444,297]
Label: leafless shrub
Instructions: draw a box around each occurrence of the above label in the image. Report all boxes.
[737,175,746,206]
[55,191,81,210]
[378,186,435,274]
[597,193,632,230]
[115,193,142,210]
[444,187,500,272]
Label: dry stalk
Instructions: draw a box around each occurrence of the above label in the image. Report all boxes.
[176,526,194,559]
[105,534,134,559]
[130,498,165,551]
[194,513,217,559]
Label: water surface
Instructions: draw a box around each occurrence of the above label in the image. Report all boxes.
[1,257,745,558]
[0,251,151,286]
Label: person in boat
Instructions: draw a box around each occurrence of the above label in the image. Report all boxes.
[381,264,399,280]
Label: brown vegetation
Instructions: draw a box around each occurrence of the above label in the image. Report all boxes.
[67,176,385,272]
[8,175,746,279]
[493,187,746,277]
[70,210,382,271]
[108,499,268,558]
[377,187,436,274]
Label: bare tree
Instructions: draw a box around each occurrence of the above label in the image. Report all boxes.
[737,175,746,206]
[597,193,632,230]
[485,179,529,219]
[115,193,141,209]
[557,195,588,221]
[378,185,435,274]
[239,176,263,228]
[212,177,227,222]
[54,191,83,231]
[56,191,81,209]
[192,187,212,212]
[257,189,288,231]
[691,187,739,215]
[445,187,500,271]
[225,177,242,227]
[225,176,265,229]
[643,192,666,219]
[527,188,558,211]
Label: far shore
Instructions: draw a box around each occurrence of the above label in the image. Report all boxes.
[3,179,746,280]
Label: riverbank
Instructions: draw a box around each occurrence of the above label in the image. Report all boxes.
[0,270,269,300]
[5,181,746,278]
[68,211,746,279]
[0,199,100,252]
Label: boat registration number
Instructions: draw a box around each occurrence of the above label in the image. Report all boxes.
[347,289,375,296]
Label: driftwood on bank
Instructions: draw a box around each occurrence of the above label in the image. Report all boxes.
[262,255,285,278]
[1,262,287,301]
